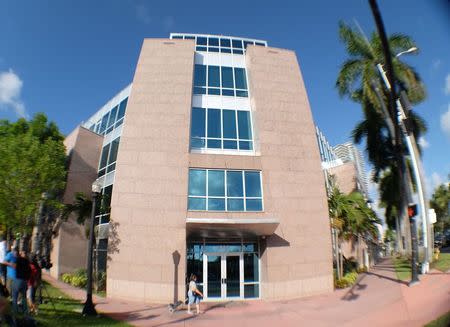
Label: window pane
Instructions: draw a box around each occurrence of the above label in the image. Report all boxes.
[208,170,225,196]
[236,90,248,97]
[208,88,220,95]
[232,49,244,55]
[234,68,247,89]
[255,42,265,46]
[194,65,206,87]
[191,137,205,149]
[99,113,109,134]
[117,98,128,120]
[243,40,254,49]
[207,109,221,138]
[221,48,232,54]
[245,172,261,197]
[222,89,234,96]
[191,108,205,137]
[244,253,259,282]
[223,140,237,149]
[246,199,263,211]
[99,144,110,169]
[238,111,252,140]
[221,67,233,88]
[185,36,195,40]
[227,199,244,211]
[227,171,243,197]
[223,110,237,138]
[194,87,206,95]
[189,169,206,196]
[209,47,219,53]
[244,284,259,298]
[208,198,225,211]
[196,46,207,52]
[239,141,253,150]
[189,197,206,210]
[220,38,231,47]
[172,35,183,39]
[107,107,118,128]
[207,139,221,149]
[197,37,207,45]
[208,37,219,46]
[108,137,120,164]
[232,39,243,48]
[208,66,220,87]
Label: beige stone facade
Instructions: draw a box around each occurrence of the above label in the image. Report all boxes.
[50,127,103,278]
[106,39,333,303]
[328,161,358,195]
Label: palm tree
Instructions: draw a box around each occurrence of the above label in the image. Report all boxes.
[335,22,427,247]
[430,181,450,233]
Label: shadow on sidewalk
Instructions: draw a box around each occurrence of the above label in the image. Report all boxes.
[341,274,367,301]
[365,271,409,285]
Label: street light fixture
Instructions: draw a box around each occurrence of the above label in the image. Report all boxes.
[82,179,102,316]
[395,47,418,58]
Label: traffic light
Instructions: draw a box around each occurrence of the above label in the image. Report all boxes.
[408,203,418,219]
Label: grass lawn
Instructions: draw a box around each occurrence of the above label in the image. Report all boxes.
[425,311,450,327]
[34,281,130,327]
[431,253,450,272]
[393,256,411,281]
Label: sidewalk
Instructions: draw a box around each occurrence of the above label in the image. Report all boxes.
[44,258,450,327]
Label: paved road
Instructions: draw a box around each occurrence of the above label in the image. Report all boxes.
[45,257,450,326]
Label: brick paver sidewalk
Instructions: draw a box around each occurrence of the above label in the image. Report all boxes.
[44,258,450,327]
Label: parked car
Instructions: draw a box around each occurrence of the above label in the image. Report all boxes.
[434,233,446,248]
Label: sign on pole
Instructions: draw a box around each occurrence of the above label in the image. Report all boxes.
[429,208,437,224]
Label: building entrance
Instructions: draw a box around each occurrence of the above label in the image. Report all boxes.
[187,240,260,300]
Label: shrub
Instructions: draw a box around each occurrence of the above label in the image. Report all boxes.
[61,273,72,284]
[335,271,359,289]
[96,271,107,291]
[61,269,88,288]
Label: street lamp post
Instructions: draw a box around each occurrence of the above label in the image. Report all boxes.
[376,50,430,273]
[82,180,102,316]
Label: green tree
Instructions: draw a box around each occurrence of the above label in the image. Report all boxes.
[335,22,427,241]
[0,113,67,243]
[430,182,450,233]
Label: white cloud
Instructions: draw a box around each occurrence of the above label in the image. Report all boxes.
[441,104,450,139]
[135,4,152,24]
[0,69,27,117]
[418,137,430,149]
[446,74,450,95]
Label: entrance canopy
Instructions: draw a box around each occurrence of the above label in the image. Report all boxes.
[186,217,279,238]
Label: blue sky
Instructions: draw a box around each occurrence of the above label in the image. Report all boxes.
[0,0,449,202]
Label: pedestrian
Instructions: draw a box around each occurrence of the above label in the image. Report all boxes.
[3,246,17,296]
[9,250,31,315]
[187,274,203,315]
[27,256,41,314]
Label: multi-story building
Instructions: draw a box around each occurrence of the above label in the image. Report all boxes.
[52,33,333,303]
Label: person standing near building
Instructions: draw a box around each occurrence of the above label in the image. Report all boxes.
[9,250,30,315]
[27,255,41,314]
[187,274,203,315]
[3,246,17,295]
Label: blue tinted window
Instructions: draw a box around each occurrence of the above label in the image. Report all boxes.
[191,137,205,149]
[99,113,109,134]
[223,110,237,138]
[191,108,205,137]
[238,111,252,139]
[207,139,221,149]
[194,87,206,95]
[207,109,221,138]
[232,39,243,48]
[239,141,253,150]
[99,144,110,169]
[208,88,220,95]
[227,171,243,197]
[172,35,183,39]
[194,65,207,87]
[246,199,263,211]
[221,67,233,88]
[185,36,195,40]
[189,169,206,196]
[209,47,219,53]
[220,38,231,47]
[234,68,247,89]
[209,38,219,46]
[197,37,207,45]
[189,198,206,210]
[196,46,207,52]
[233,49,244,55]
[236,90,248,97]
[221,48,232,54]
[108,137,120,164]
[208,170,225,196]
[255,42,265,46]
[107,106,118,128]
[245,172,261,197]
[208,198,225,211]
[208,66,220,87]
[227,199,244,211]
[223,140,237,149]
[117,98,128,120]
[222,89,234,96]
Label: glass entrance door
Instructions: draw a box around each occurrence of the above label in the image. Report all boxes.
[204,253,243,300]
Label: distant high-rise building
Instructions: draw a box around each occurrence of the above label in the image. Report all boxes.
[334,142,369,197]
